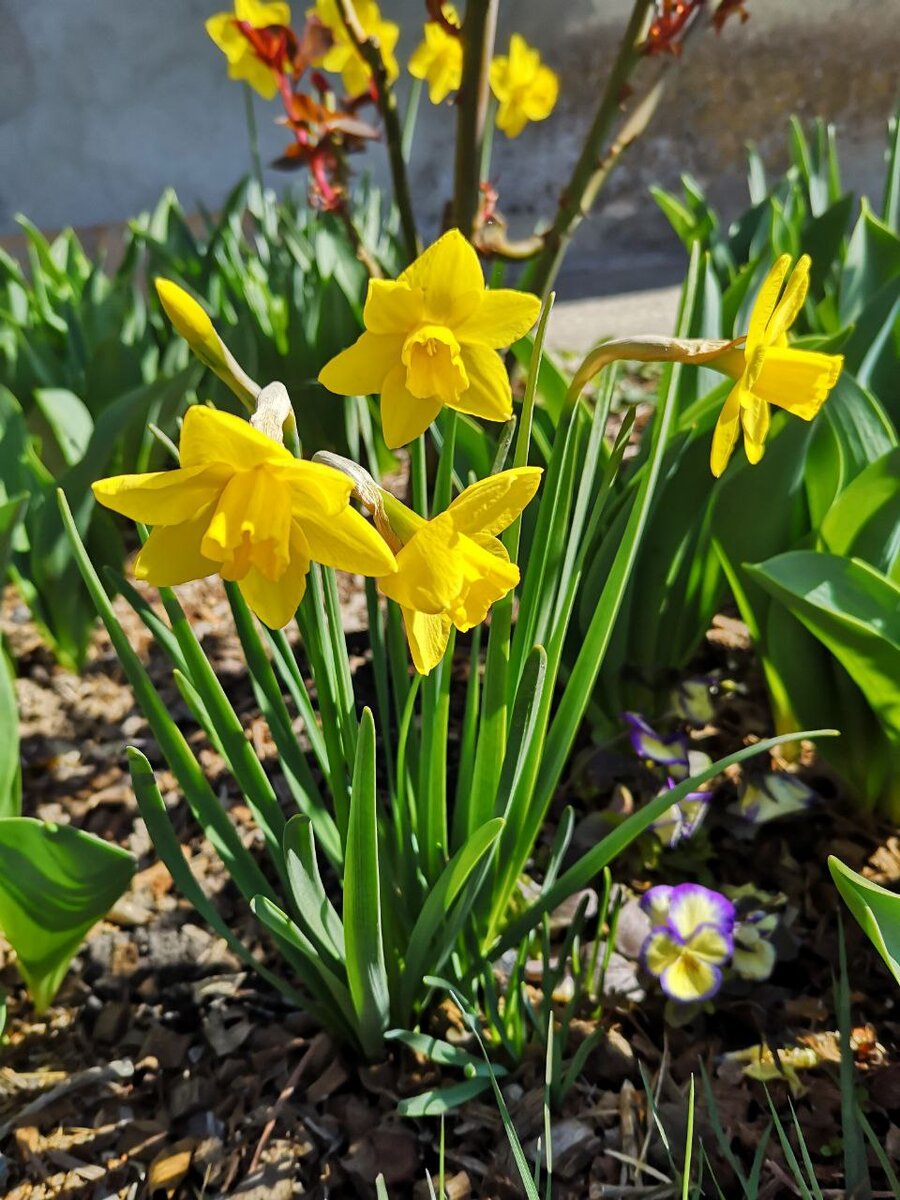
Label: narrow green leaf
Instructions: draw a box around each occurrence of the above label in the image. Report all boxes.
[829,856,900,985]
[283,814,345,968]
[343,708,390,1056]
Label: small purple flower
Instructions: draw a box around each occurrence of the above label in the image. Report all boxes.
[736,772,817,824]
[650,781,710,848]
[640,883,736,1003]
[622,712,690,778]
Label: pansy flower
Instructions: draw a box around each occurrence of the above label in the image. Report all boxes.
[735,771,817,824]
[640,883,735,1003]
[623,712,690,779]
[650,781,710,848]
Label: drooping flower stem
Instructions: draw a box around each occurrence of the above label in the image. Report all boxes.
[452,0,500,236]
[333,0,420,262]
[524,0,702,300]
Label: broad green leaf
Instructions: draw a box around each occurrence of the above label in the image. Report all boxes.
[0,817,134,1011]
[283,814,345,970]
[883,112,900,232]
[747,551,900,747]
[396,1078,492,1117]
[342,708,390,1057]
[829,856,900,986]
[31,389,93,471]
[839,199,900,325]
[819,447,900,577]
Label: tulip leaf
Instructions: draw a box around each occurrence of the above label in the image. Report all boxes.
[342,707,390,1057]
[839,199,900,325]
[818,447,900,578]
[283,814,345,971]
[829,856,900,986]
[0,648,20,819]
[0,817,134,1011]
[746,551,900,748]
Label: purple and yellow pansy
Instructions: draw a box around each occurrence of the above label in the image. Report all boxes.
[639,883,736,1003]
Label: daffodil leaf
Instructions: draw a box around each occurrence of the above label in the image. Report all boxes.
[0,818,134,1012]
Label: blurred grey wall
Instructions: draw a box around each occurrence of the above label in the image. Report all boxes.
[0,0,896,281]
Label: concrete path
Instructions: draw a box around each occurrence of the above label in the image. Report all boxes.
[546,284,682,356]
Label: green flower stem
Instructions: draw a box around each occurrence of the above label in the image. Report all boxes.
[243,83,265,193]
[334,0,420,262]
[452,0,500,236]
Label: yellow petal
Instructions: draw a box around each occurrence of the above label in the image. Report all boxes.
[298,505,397,576]
[285,460,354,517]
[746,255,791,354]
[452,344,513,421]
[660,955,720,1002]
[235,0,291,25]
[750,347,843,420]
[206,13,246,61]
[445,466,543,536]
[401,607,452,675]
[454,288,541,348]
[710,383,743,478]
[741,394,770,465]
[155,279,224,371]
[522,64,559,121]
[766,255,811,345]
[92,464,227,524]
[495,101,529,139]
[202,467,293,580]
[238,525,310,628]
[380,364,443,449]
[685,925,732,964]
[363,279,424,334]
[229,51,281,99]
[318,331,404,397]
[180,406,291,471]
[643,930,682,977]
[379,514,463,614]
[134,508,220,586]
[451,533,519,630]
[398,230,484,326]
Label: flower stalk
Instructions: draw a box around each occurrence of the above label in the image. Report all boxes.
[334,0,420,261]
[452,0,500,236]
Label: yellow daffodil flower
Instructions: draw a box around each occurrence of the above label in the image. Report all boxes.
[374,467,542,674]
[408,5,462,105]
[309,0,399,96]
[709,254,843,477]
[92,408,395,629]
[318,229,541,448]
[206,0,293,100]
[489,34,559,139]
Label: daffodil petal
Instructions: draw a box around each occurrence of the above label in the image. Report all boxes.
[238,524,310,628]
[134,507,220,586]
[206,13,247,62]
[750,348,843,420]
[766,255,811,344]
[283,460,353,517]
[318,331,404,398]
[740,394,770,464]
[746,255,791,354]
[363,279,425,334]
[451,532,519,629]
[380,364,443,449]
[229,53,281,99]
[454,288,542,349]
[92,464,227,524]
[452,344,514,422]
[399,230,484,326]
[180,406,291,471]
[522,64,559,120]
[445,466,543,536]
[378,514,463,613]
[401,606,452,675]
[710,382,743,478]
[235,0,290,24]
[660,955,721,1003]
[299,505,397,576]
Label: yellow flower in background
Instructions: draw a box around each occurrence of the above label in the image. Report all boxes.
[206,0,294,100]
[318,230,541,448]
[93,408,395,629]
[489,34,559,138]
[709,254,843,477]
[375,468,543,674]
[408,5,462,104]
[310,0,399,95]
